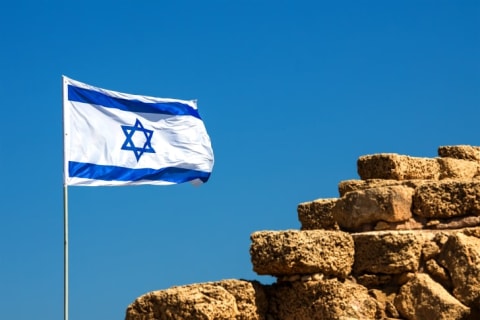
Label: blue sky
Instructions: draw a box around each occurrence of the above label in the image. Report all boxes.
[1,1,479,319]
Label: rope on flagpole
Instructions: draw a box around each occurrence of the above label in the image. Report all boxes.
[63,184,69,320]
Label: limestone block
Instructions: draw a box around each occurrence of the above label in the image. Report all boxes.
[438,233,480,307]
[125,279,267,320]
[394,273,470,320]
[267,278,378,320]
[438,145,480,161]
[250,230,354,277]
[297,198,339,230]
[332,185,414,231]
[353,231,432,275]
[338,179,425,197]
[412,181,480,218]
[438,157,480,180]
[357,153,440,180]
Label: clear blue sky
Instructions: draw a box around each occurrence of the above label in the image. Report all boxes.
[1,1,479,319]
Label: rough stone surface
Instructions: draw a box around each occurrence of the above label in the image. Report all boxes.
[297,198,339,230]
[267,278,378,320]
[438,157,480,180]
[125,279,267,320]
[438,233,480,307]
[369,288,399,319]
[463,226,480,238]
[332,186,414,231]
[250,230,354,277]
[357,154,440,180]
[353,231,431,275]
[412,181,480,218]
[438,145,480,161]
[394,273,470,320]
[425,259,452,290]
[421,239,441,260]
[338,179,425,197]
[431,216,480,230]
[374,217,425,231]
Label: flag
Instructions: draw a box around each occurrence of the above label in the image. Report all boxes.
[63,76,214,186]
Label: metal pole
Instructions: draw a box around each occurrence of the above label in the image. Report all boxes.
[63,184,69,320]
[62,75,69,320]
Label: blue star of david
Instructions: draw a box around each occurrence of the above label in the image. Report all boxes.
[121,119,156,161]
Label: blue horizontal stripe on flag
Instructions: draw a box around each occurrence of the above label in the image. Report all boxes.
[68,85,201,119]
[69,161,210,184]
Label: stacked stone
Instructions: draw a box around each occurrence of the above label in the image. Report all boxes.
[300,145,480,232]
[126,145,480,320]
[249,145,480,319]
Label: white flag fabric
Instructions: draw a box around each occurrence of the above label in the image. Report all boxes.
[63,76,214,186]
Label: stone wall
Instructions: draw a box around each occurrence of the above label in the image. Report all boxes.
[126,145,480,320]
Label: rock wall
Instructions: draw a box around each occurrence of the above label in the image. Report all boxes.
[125,145,480,320]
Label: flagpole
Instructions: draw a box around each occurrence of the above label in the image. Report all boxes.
[63,184,69,320]
[62,75,69,320]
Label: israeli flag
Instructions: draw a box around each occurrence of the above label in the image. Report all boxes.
[63,76,214,186]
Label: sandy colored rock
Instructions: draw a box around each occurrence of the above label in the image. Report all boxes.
[374,217,425,231]
[431,216,480,230]
[425,259,452,290]
[369,288,399,319]
[438,233,480,307]
[338,179,425,197]
[332,185,414,231]
[357,153,440,180]
[250,230,354,277]
[438,157,480,180]
[412,181,480,218]
[395,273,470,320]
[267,278,378,320]
[353,231,432,275]
[438,145,480,161]
[297,198,339,230]
[421,240,441,260]
[462,226,480,238]
[356,274,393,287]
[125,279,267,320]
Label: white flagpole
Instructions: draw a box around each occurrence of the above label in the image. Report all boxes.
[62,75,69,320]
[63,184,69,320]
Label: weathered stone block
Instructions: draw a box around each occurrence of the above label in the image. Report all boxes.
[438,145,480,161]
[297,198,339,230]
[353,231,432,275]
[338,179,424,197]
[357,153,440,180]
[250,230,354,277]
[438,233,480,307]
[332,185,414,231]
[438,157,480,180]
[412,181,480,218]
[125,279,267,320]
[394,273,470,320]
[267,278,378,320]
